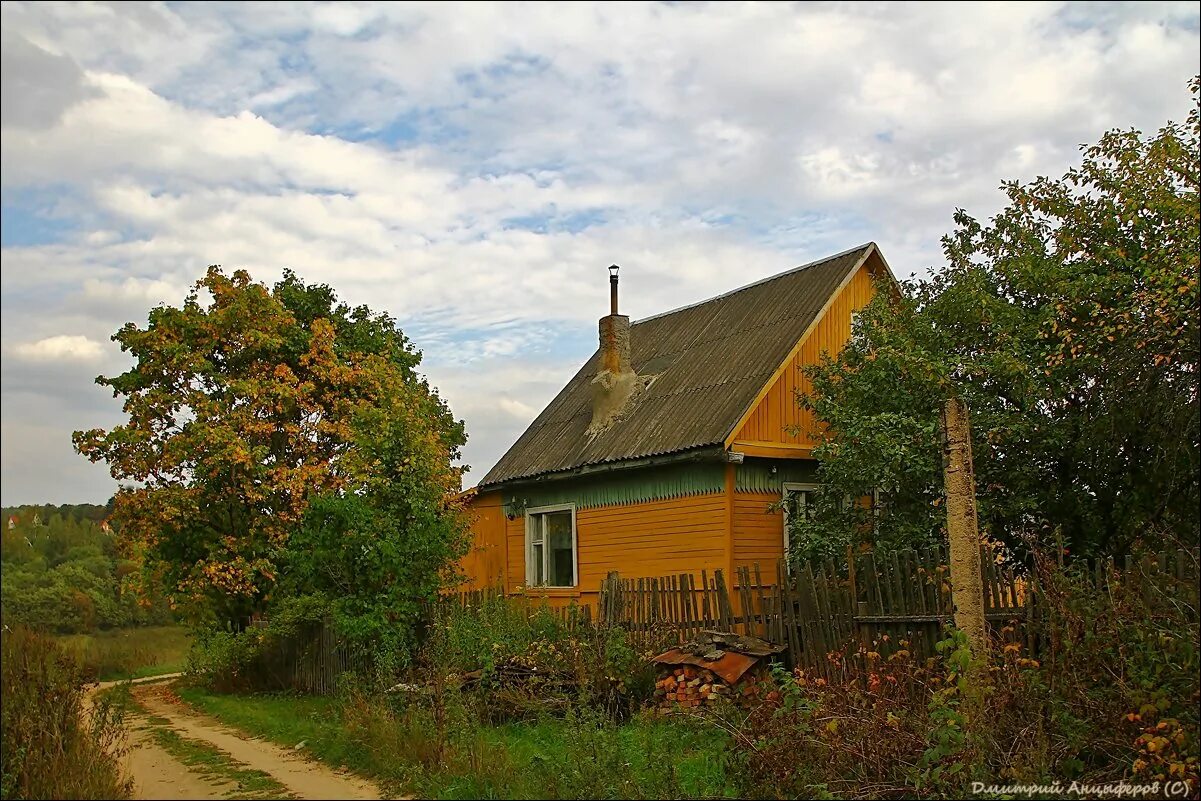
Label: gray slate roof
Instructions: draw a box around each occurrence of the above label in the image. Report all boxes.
[479,243,877,487]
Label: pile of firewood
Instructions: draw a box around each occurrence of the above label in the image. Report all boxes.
[653,663,769,709]
[651,630,782,712]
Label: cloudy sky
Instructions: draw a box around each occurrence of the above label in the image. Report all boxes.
[1,1,1197,505]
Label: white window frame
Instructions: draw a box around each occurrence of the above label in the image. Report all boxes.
[849,309,866,347]
[781,482,819,563]
[524,503,578,588]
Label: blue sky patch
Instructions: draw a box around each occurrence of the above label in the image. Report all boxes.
[0,188,77,247]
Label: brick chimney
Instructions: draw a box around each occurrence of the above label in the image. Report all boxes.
[588,265,640,435]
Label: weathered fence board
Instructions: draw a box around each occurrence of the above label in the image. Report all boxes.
[597,547,1199,678]
[255,547,1195,695]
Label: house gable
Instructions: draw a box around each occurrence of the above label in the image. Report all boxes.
[725,247,892,456]
[480,243,886,488]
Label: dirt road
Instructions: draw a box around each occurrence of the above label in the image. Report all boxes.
[90,676,382,800]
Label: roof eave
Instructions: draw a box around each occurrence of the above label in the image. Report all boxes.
[478,444,727,491]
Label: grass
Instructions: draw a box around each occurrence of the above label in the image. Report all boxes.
[56,625,192,682]
[176,686,737,799]
[174,689,365,772]
[146,728,292,800]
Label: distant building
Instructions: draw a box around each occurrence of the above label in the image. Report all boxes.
[6,515,17,530]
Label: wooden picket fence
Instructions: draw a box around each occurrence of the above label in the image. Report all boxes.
[598,547,1199,678]
[597,568,739,648]
[246,617,353,694]
[253,548,1196,693]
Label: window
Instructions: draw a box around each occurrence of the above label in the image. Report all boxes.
[781,482,819,560]
[849,309,865,346]
[525,504,577,588]
[782,484,882,564]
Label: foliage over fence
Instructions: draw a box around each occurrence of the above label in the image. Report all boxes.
[216,547,1197,698]
[597,548,1199,679]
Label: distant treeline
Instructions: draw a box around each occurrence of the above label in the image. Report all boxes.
[1,503,172,634]
[2,502,111,523]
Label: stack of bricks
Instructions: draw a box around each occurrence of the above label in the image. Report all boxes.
[653,664,766,711]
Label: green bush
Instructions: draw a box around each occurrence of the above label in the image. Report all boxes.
[1,626,132,800]
[185,594,340,692]
[1031,551,1200,786]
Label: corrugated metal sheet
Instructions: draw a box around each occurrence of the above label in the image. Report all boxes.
[480,244,875,488]
[652,649,761,685]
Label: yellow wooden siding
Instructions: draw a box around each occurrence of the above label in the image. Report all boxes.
[732,261,878,448]
[457,491,508,591]
[505,513,525,590]
[462,486,790,610]
[504,492,728,609]
[733,491,784,577]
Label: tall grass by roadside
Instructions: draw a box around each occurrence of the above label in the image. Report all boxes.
[56,625,191,682]
[1,626,132,800]
[176,684,734,799]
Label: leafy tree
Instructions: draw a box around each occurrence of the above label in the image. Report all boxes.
[793,79,1199,561]
[73,267,468,634]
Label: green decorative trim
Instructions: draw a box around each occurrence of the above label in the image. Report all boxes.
[503,462,724,514]
[736,458,818,493]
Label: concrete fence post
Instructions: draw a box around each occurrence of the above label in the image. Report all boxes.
[941,396,988,656]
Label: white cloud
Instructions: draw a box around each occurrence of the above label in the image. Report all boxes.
[12,334,105,362]
[1,0,1198,503]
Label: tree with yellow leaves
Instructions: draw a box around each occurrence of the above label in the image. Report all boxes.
[74,267,467,647]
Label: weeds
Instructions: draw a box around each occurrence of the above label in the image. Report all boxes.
[177,555,1199,799]
[178,683,734,799]
[56,625,191,682]
[728,551,1201,799]
[423,595,661,722]
[1,626,133,800]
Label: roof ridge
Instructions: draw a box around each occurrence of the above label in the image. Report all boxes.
[633,241,876,325]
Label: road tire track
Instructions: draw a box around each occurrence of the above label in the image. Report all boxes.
[90,675,383,800]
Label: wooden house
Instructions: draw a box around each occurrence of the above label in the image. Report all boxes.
[457,243,896,609]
